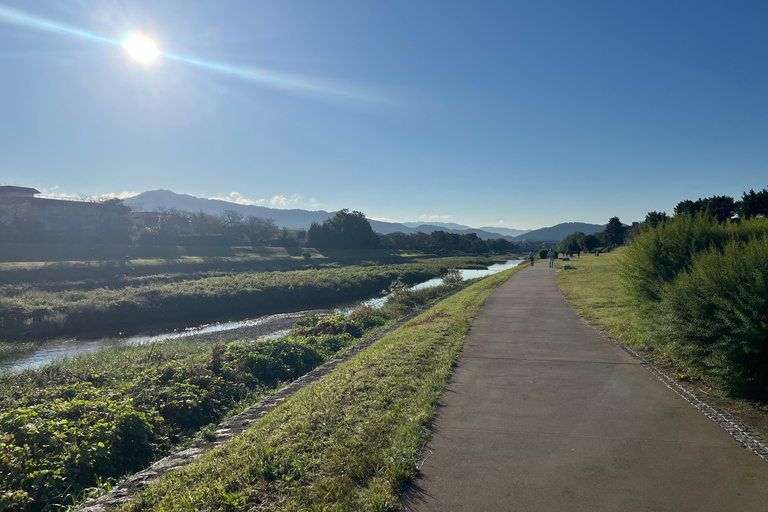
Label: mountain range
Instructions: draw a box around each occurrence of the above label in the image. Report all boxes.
[125,190,603,242]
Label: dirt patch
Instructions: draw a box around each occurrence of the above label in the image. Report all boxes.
[411,313,450,326]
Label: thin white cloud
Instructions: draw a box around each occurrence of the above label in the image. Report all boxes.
[270,195,288,206]
[210,192,265,206]
[89,191,141,201]
[369,217,393,222]
[419,214,451,221]
[489,219,505,226]
[269,194,305,207]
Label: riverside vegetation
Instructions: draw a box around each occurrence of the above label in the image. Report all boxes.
[120,264,525,511]
[557,213,768,402]
[0,272,481,512]
[0,252,500,357]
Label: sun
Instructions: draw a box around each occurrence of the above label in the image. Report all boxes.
[123,34,159,63]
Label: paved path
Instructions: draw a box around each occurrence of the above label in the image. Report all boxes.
[403,263,768,512]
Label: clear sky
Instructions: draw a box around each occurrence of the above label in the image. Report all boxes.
[1,1,766,230]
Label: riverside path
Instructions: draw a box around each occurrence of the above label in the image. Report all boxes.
[402,263,768,512]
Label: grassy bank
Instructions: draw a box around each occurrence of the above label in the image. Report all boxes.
[0,255,504,342]
[0,247,501,284]
[554,249,768,438]
[0,279,472,512]
[121,263,525,512]
[554,249,653,346]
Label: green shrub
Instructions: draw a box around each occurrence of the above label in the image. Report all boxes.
[538,249,548,259]
[619,214,731,303]
[660,236,768,397]
[442,269,463,286]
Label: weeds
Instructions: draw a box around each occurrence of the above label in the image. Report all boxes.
[0,280,463,511]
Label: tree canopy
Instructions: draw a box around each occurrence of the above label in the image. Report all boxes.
[306,209,380,249]
[604,216,624,247]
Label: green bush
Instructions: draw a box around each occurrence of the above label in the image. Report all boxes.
[619,214,731,303]
[538,249,549,259]
[660,236,768,397]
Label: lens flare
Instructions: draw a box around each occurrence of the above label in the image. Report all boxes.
[0,3,385,103]
[123,34,159,63]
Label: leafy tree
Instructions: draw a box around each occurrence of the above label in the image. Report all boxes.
[674,196,735,223]
[429,231,461,252]
[581,234,600,252]
[736,186,768,219]
[674,199,701,217]
[645,211,669,229]
[604,217,624,247]
[489,238,515,253]
[557,232,585,254]
[701,195,735,223]
[307,209,379,249]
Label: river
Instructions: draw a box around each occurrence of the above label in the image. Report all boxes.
[1,259,523,373]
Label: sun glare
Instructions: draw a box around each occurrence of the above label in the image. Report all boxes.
[123,34,159,63]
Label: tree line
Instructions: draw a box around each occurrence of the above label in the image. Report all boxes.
[556,217,624,255]
[2,198,522,255]
[556,184,768,255]
[306,209,519,254]
[637,184,768,231]
[136,208,294,247]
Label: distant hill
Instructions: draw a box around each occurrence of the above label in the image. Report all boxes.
[513,222,606,242]
[126,190,340,230]
[479,226,530,237]
[125,190,519,240]
[402,221,473,230]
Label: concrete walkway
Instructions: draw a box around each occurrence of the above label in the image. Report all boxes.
[403,263,768,512]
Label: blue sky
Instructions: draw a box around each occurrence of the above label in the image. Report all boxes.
[1,1,766,230]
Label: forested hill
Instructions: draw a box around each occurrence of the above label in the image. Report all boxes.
[513,222,606,242]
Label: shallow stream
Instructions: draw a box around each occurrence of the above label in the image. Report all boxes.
[1,259,523,373]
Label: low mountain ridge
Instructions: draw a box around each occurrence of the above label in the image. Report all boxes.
[126,190,585,242]
[513,222,606,242]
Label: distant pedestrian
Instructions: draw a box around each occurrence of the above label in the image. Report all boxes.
[547,249,555,268]
[528,250,536,266]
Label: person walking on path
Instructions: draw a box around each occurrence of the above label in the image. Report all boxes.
[528,250,536,266]
[547,248,555,268]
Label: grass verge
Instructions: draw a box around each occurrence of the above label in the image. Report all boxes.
[554,249,768,440]
[0,279,475,512]
[122,264,525,511]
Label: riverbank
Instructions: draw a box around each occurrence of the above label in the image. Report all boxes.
[0,254,505,344]
[117,264,525,511]
[0,280,471,512]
